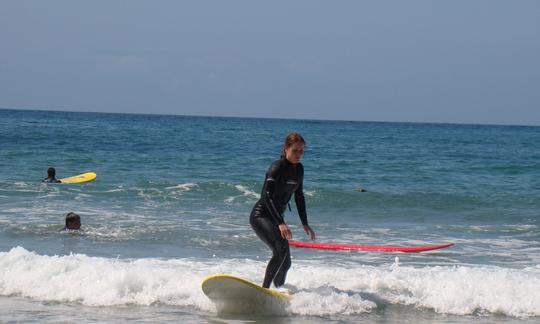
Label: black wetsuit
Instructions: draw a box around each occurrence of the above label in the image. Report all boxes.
[250,158,308,288]
[42,177,61,183]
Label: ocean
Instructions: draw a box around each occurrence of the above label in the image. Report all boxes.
[0,108,539,323]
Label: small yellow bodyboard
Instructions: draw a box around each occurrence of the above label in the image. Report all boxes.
[59,172,97,184]
[202,274,291,314]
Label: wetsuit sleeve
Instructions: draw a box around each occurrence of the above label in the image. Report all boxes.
[42,178,60,183]
[263,161,286,225]
[294,163,308,226]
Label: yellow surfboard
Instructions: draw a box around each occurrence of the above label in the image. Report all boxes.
[59,172,97,184]
[202,274,291,315]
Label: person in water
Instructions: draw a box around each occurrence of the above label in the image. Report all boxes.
[250,132,316,289]
[42,167,61,183]
[64,212,81,230]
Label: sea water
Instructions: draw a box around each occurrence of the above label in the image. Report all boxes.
[0,109,539,323]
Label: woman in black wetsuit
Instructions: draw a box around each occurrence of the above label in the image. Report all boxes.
[250,132,316,288]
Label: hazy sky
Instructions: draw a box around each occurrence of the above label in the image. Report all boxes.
[1,1,539,125]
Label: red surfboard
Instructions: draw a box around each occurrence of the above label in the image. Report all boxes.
[288,241,454,253]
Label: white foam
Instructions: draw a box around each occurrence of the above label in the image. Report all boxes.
[80,226,143,241]
[289,260,540,318]
[458,224,538,233]
[190,238,221,247]
[0,247,214,310]
[1,247,539,318]
[289,289,375,316]
[165,183,198,191]
[224,185,258,203]
[234,185,258,199]
[104,187,126,193]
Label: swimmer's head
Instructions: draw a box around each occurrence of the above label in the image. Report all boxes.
[47,167,56,178]
[65,212,81,230]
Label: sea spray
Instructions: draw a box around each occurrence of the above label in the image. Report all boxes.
[2,247,538,317]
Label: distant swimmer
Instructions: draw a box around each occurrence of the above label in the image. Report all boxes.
[64,212,81,230]
[42,167,61,183]
[355,187,367,192]
[250,132,316,289]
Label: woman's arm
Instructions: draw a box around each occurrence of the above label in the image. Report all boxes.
[262,162,285,225]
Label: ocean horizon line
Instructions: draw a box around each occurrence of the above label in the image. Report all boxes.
[1,106,538,128]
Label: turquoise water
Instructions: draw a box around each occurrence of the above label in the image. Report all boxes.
[1,109,539,322]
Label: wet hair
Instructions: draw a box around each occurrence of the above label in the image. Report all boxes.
[47,167,56,178]
[281,132,306,158]
[65,212,81,230]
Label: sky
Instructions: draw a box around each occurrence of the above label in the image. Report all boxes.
[1,1,539,125]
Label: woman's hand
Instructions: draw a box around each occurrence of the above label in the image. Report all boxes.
[279,223,292,240]
[303,225,316,240]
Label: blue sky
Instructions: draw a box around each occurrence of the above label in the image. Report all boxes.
[1,1,539,125]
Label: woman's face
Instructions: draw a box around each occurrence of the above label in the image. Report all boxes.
[285,143,304,164]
